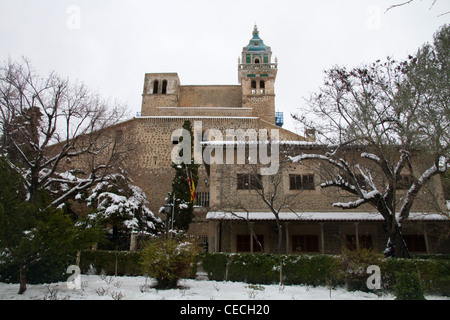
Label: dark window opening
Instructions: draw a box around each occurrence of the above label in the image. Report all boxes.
[289,174,302,190]
[345,234,373,250]
[397,175,413,190]
[292,235,319,253]
[237,174,262,190]
[355,174,368,190]
[260,80,265,89]
[161,80,168,94]
[236,234,264,252]
[289,174,315,190]
[153,80,159,94]
[403,235,427,252]
[254,58,260,64]
[303,174,315,190]
[251,80,257,89]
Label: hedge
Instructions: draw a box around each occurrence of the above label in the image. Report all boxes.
[79,250,143,276]
[78,250,450,296]
[79,249,198,279]
[200,252,450,296]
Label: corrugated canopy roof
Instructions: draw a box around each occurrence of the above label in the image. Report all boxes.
[206,211,448,221]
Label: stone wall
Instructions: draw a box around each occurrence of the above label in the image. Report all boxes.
[178,85,242,108]
[126,116,304,216]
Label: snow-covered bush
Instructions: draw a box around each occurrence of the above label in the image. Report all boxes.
[84,173,162,238]
[140,237,199,289]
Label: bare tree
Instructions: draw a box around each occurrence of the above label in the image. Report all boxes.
[291,25,449,258]
[0,57,131,208]
[219,154,303,254]
[386,0,449,17]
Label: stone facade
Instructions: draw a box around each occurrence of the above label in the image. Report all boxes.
[89,25,448,255]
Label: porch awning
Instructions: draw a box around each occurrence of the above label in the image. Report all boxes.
[206,211,448,221]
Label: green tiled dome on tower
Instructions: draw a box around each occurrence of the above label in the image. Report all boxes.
[241,25,273,65]
[246,25,270,52]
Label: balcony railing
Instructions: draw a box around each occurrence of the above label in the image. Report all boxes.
[238,63,277,70]
[195,192,210,208]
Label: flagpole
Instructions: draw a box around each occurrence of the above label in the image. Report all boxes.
[171,193,175,235]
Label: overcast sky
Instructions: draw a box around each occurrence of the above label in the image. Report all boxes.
[1,0,448,133]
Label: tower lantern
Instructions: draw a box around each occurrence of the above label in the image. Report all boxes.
[238,25,278,124]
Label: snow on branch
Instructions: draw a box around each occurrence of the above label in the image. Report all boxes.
[361,152,381,164]
[84,173,162,233]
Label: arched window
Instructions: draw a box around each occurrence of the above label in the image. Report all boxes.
[251,80,257,94]
[260,80,265,89]
[254,58,260,64]
[153,80,159,94]
[260,80,265,94]
[161,80,168,94]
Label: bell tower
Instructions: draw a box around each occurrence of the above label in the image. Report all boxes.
[238,25,278,124]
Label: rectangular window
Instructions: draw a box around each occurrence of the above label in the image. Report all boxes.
[195,192,210,207]
[345,234,373,250]
[237,174,262,190]
[289,174,315,190]
[253,234,264,252]
[237,174,248,190]
[250,174,262,190]
[292,235,319,253]
[289,174,302,190]
[303,174,315,190]
[397,175,413,190]
[236,234,264,252]
[236,235,250,252]
[403,235,426,252]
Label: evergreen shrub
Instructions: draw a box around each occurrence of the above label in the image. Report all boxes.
[227,253,280,284]
[79,250,142,276]
[393,271,426,300]
[200,252,449,296]
[200,252,229,281]
[337,249,385,292]
[140,237,199,289]
[282,254,341,287]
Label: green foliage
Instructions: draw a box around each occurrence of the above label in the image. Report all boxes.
[167,120,199,231]
[227,253,280,284]
[79,250,143,276]
[140,237,199,289]
[337,248,385,292]
[200,252,449,296]
[393,271,426,300]
[201,252,229,281]
[282,254,341,287]
[0,157,102,287]
[382,257,450,296]
[201,253,340,286]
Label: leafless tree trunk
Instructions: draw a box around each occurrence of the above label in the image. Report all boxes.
[219,156,303,254]
[291,26,449,257]
[0,57,132,207]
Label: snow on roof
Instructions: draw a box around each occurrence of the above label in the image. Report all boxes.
[200,140,320,146]
[135,116,259,120]
[206,211,448,221]
[156,107,253,110]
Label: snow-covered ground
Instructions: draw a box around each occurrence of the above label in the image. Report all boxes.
[0,274,448,300]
